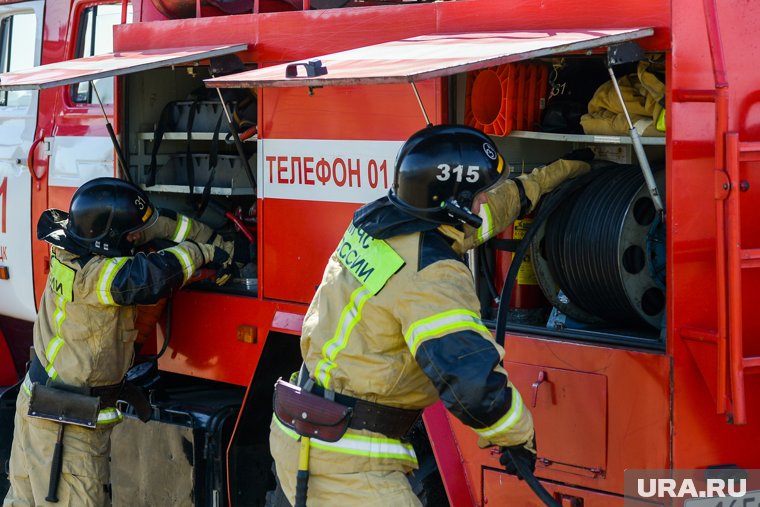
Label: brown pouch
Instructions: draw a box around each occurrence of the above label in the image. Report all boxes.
[273,379,351,442]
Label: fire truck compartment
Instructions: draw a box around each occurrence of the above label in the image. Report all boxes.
[504,361,607,474]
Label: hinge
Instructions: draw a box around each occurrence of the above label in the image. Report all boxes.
[715,170,730,200]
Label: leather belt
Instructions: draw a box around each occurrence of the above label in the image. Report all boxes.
[299,374,421,440]
[29,355,152,421]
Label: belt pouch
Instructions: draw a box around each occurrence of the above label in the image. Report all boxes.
[273,379,351,442]
[28,384,100,428]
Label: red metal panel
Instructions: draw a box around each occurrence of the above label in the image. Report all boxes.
[116,5,437,61]
[260,199,356,304]
[206,29,653,89]
[504,362,607,474]
[670,0,760,467]
[421,402,474,507]
[159,290,306,385]
[437,0,669,50]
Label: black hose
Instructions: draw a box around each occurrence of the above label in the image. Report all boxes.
[494,174,592,346]
[505,448,561,507]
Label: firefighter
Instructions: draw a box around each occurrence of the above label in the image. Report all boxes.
[268,125,591,506]
[3,177,233,507]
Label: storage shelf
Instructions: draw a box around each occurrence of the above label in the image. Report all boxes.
[508,130,666,145]
[137,132,257,142]
[139,184,254,196]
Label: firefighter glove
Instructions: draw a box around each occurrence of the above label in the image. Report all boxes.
[207,246,230,270]
[214,266,233,287]
[499,436,537,480]
[196,243,230,269]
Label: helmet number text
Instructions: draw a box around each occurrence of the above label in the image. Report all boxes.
[436,164,480,183]
[134,195,146,210]
[0,176,6,234]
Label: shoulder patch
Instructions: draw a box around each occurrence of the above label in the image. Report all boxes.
[419,231,462,271]
[49,255,76,302]
[337,223,405,295]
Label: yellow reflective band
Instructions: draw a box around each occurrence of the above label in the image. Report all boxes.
[496,154,505,174]
[97,257,128,305]
[22,376,32,396]
[97,407,123,425]
[336,223,404,295]
[274,417,418,464]
[165,246,195,281]
[475,388,525,439]
[476,203,494,243]
[44,295,67,381]
[45,362,58,380]
[53,295,65,336]
[49,255,75,302]
[170,214,192,243]
[656,108,666,132]
[45,337,64,366]
[315,286,372,388]
[405,309,490,356]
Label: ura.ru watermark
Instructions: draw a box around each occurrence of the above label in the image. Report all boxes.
[625,469,759,506]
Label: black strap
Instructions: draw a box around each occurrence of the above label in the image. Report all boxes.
[490,238,522,252]
[185,100,200,195]
[148,102,175,187]
[303,379,421,440]
[195,112,224,217]
[512,178,532,219]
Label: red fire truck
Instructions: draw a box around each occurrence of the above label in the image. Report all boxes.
[1,0,759,505]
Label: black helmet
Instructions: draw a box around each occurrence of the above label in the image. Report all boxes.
[388,125,505,226]
[64,177,157,256]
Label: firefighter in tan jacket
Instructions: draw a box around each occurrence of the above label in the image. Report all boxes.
[4,177,232,507]
[269,125,591,506]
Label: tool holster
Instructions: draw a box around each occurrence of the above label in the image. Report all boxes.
[273,379,352,442]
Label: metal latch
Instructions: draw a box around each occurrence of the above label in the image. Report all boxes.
[285,59,328,78]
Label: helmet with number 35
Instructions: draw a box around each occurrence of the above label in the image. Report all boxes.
[66,177,158,257]
[388,124,506,225]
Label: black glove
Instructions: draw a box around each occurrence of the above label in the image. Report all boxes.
[206,246,230,270]
[499,436,537,480]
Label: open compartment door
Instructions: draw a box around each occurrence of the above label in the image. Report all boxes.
[204,29,652,89]
[0,43,247,90]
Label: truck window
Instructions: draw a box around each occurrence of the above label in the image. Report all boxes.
[0,12,35,108]
[71,3,132,105]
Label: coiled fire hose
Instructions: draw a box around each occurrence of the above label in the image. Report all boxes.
[493,173,597,507]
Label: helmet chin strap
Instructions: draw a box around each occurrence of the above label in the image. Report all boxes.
[442,198,483,228]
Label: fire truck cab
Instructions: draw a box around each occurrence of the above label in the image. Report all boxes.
[1,0,760,505]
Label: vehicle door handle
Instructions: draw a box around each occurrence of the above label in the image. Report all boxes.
[531,370,547,408]
[27,129,46,189]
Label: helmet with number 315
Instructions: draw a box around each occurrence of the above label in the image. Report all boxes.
[66,177,158,257]
[388,124,506,226]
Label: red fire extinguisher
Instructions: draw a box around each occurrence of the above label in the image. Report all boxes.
[494,216,546,323]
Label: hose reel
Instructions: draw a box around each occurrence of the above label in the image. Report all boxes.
[530,164,666,330]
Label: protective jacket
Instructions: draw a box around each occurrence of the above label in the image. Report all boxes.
[270,158,590,477]
[29,210,227,425]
